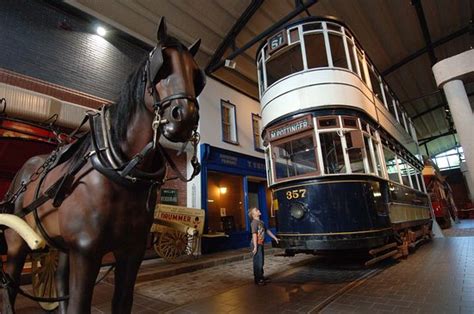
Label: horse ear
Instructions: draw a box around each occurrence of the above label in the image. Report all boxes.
[188,38,201,56]
[156,16,167,43]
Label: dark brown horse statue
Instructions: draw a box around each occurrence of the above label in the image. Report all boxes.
[2,17,204,313]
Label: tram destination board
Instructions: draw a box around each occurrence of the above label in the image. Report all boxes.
[268,114,313,141]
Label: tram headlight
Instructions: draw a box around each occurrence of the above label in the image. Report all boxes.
[290,203,306,220]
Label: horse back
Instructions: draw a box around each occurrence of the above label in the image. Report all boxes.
[6,155,48,215]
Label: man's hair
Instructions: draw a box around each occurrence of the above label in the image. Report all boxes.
[248,207,258,219]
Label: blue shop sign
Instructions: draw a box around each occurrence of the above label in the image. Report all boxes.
[203,145,266,174]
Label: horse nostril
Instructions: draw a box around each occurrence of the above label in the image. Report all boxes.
[171,106,182,121]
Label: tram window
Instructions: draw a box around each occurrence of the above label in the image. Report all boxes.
[373,139,383,175]
[326,23,341,32]
[303,22,322,32]
[319,132,345,174]
[305,33,328,68]
[368,66,383,101]
[289,28,299,43]
[257,62,265,94]
[398,159,411,187]
[417,172,425,192]
[328,34,348,69]
[360,120,368,132]
[252,114,263,151]
[409,165,420,190]
[356,49,365,81]
[385,88,396,117]
[364,136,375,174]
[342,117,358,128]
[317,117,339,128]
[266,44,304,86]
[345,133,365,173]
[384,148,400,183]
[272,134,318,180]
[347,40,357,74]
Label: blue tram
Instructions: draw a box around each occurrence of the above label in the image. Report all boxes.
[256,17,432,256]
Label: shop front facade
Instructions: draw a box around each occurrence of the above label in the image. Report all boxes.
[199,144,275,253]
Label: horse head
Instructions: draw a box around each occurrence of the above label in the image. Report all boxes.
[144,17,204,143]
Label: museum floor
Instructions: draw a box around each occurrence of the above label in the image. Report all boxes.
[4,219,474,313]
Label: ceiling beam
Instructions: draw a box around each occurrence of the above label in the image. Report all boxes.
[411,0,437,65]
[207,0,319,74]
[381,24,470,77]
[411,91,474,120]
[205,0,264,74]
[419,130,455,146]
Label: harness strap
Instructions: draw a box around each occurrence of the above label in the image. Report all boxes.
[157,143,200,182]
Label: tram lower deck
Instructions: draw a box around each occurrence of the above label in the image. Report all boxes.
[272,176,431,253]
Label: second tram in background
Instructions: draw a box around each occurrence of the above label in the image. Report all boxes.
[256,17,432,262]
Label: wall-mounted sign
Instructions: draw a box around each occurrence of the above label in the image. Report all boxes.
[160,189,178,205]
[268,30,288,54]
[268,115,313,141]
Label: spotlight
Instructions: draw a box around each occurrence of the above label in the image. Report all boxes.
[224,59,236,69]
[96,26,107,37]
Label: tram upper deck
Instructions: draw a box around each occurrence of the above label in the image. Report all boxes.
[256,17,417,156]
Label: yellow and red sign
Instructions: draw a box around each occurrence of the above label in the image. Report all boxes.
[152,204,205,235]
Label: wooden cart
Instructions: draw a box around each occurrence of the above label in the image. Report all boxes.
[151,204,205,263]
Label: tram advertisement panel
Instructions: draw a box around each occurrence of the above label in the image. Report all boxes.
[151,204,205,235]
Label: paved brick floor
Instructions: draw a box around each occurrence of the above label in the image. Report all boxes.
[4,222,474,313]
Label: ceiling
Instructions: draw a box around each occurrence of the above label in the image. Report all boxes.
[63,0,473,157]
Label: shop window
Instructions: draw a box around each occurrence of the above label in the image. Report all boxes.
[221,100,238,144]
[252,114,264,151]
[266,44,304,86]
[328,34,348,69]
[207,171,245,233]
[345,132,365,173]
[320,132,345,174]
[384,148,399,183]
[317,116,339,129]
[272,132,318,180]
[305,33,328,69]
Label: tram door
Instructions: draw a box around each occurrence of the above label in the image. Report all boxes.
[247,180,276,236]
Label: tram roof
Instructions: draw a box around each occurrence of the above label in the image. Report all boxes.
[50,1,473,156]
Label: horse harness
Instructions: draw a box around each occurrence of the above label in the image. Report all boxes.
[0,40,203,253]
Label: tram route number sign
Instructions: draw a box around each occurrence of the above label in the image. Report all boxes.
[268,30,288,54]
[268,115,313,141]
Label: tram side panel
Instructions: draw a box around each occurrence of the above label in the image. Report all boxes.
[273,178,392,252]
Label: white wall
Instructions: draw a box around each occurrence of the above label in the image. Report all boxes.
[197,76,264,159]
[186,76,265,208]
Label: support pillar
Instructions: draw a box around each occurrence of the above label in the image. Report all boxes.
[433,50,474,200]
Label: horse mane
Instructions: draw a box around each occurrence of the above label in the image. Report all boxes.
[67,36,187,168]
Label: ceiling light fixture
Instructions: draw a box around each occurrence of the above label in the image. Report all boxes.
[96,26,107,37]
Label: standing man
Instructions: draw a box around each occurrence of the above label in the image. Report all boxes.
[249,207,279,286]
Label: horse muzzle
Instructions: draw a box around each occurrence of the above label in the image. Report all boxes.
[161,101,199,143]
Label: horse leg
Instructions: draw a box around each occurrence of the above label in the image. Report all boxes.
[2,230,29,314]
[112,245,147,314]
[55,251,69,314]
[67,251,101,314]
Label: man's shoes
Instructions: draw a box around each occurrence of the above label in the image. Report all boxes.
[255,279,266,286]
[263,277,271,283]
